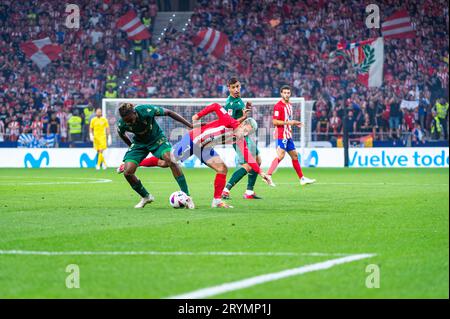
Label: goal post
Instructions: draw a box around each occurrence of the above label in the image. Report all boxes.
[102,98,314,166]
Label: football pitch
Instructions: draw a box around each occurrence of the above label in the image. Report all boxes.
[0,167,448,298]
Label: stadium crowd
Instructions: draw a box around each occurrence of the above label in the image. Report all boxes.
[0,0,448,146]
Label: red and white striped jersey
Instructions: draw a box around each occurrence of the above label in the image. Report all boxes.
[273,99,293,140]
[31,120,43,137]
[56,111,69,132]
[190,103,240,145]
[190,103,261,173]
[8,121,20,136]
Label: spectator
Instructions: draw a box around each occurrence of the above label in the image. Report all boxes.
[329,110,342,137]
[7,115,20,142]
[360,113,375,136]
[56,107,69,143]
[30,115,43,140]
[83,104,95,142]
[47,112,60,136]
[403,109,415,133]
[434,97,449,140]
[412,123,426,144]
[0,119,5,142]
[344,110,357,137]
[430,110,443,140]
[68,109,82,145]
[389,97,402,139]
[316,111,329,141]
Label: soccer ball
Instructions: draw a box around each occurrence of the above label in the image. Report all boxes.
[169,191,189,209]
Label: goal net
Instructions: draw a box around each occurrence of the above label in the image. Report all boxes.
[102,98,314,164]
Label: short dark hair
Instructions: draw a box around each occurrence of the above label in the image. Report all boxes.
[118,102,135,118]
[228,77,240,86]
[280,85,291,93]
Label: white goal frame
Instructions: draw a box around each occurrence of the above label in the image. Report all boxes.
[102,97,309,160]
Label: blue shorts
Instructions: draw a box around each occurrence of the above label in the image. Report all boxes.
[172,133,220,165]
[277,138,296,152]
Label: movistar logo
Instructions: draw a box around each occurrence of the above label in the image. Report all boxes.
[80,153,98,168]
[24,151,50,168]
[299,150,319,167]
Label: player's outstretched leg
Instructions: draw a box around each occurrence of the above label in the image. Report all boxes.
[123,161,154,208]
[268,147,285,176]
[243,154,263,199]
[222,167,248,199]
[206,157,233,209]
[161,151,195,209]
[288,150,316,185]
[117,156,168,174]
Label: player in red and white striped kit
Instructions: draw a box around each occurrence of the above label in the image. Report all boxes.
[267,85,316,186]
[118,103,274,208]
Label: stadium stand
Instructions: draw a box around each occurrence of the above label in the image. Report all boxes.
[0,0,448,146]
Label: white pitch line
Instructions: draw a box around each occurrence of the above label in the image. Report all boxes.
[0,250,350,257]
[275,182,449,186]
[168,253,376,299]
[0,177,112,186]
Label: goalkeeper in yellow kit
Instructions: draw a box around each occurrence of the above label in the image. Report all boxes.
[89,108,112,170]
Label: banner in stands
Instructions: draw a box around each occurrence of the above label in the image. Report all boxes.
[0,148,448,168]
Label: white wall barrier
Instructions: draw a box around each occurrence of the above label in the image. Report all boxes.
[0,147,447,168]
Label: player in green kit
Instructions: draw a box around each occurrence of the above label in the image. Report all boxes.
[117,102,195,209]
[221,77,263,200]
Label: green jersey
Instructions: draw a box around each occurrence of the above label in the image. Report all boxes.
[224,95,245,120]
[117,104,167,146]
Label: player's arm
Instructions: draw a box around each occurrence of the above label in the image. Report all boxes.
[106,126,112,146]
[273,119,303,128]
[236,101,252,123]
[162,108,193,129]
[192,103,222,121]
[117,128,132,147]
[192,103,224,128]
[89,120,94,142]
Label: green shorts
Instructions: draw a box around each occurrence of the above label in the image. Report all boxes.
[123,141,172,165]
[234,136,260,165]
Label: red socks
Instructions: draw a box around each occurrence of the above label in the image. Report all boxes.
[268,158,281,175]
[214,173,227,199]
[139,156,159,167]
[292,159,304,179]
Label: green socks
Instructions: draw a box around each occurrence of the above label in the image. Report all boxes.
[247,170,258,191]
[226,167,248,190]
[131,180,150,198]
[176,174,190,196]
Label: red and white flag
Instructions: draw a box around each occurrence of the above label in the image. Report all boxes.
[20,37,62,69]
[337,37,384,87]
[192,28,231,59]
[116,11,151,40]
[381,10,416,39]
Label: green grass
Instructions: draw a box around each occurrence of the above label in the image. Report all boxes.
[0,167,448,298]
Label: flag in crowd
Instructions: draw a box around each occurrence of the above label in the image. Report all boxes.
[20,37,62,69]
[192,28,231,59]
[18,134,57,148]
[116,10,151,40]
[381,9,416,39]
[336,37,384,88]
